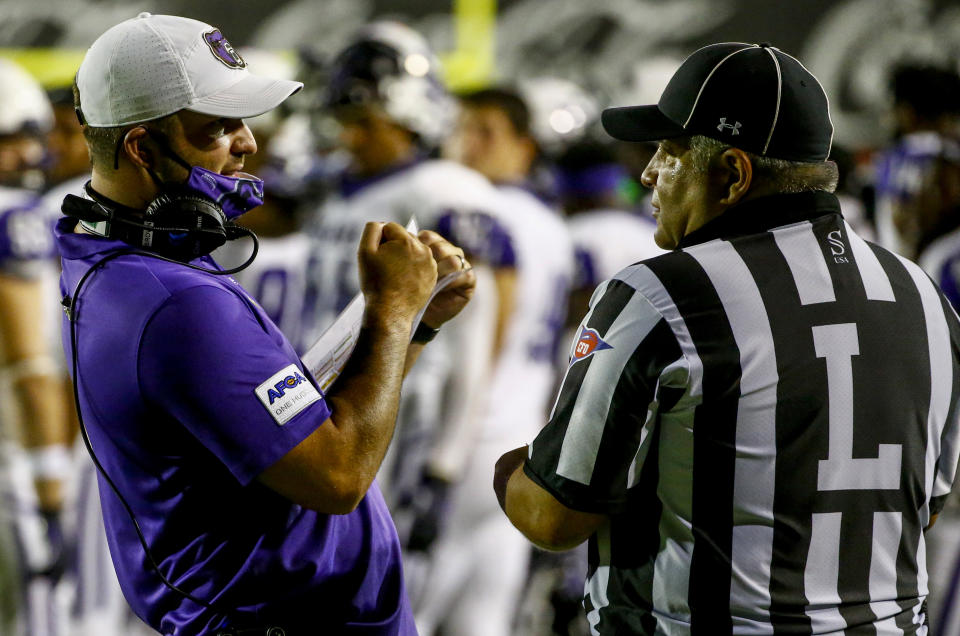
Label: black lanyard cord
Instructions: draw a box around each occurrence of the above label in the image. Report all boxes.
[66,236,260,626]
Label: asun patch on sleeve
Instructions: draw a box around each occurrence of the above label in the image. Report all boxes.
[255,364,322,426]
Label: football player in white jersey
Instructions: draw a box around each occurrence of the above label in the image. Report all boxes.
[411,86,574,636]
[555,139,664,321]
[222,175,315,353]
[0,58,74,636]
[307,22,505,564]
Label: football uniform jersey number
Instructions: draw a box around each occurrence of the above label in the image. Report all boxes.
[3,207,53,261]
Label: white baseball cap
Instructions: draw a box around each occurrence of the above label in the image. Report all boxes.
[76,13,303,127]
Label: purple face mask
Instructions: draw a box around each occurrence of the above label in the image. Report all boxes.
[135,127,265,221]
[184,167,264,220]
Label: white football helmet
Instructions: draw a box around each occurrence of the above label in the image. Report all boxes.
[325,21,455,147]
[0,58,53,189]
[518,77,600,155]
[0,58,53,137]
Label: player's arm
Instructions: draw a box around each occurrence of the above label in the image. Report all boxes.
[259,224,474,514]
[0,273,70,512]
[422,264,496,481]
[495,446,605,551]
[491,267,517,358]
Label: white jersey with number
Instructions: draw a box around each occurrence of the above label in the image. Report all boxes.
[413,184,573,636]
[0,185,57,278]
[0,184,68,636]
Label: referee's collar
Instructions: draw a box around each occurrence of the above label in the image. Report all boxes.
[677,191,842,249]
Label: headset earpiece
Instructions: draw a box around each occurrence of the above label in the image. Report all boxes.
[142,191,228,260]
[63,184,235,263]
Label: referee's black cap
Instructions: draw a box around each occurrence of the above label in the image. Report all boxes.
[601,42,834,163]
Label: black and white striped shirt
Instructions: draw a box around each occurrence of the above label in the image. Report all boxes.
[525,191,960,635]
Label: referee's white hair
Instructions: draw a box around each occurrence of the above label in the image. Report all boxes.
[689,135,839,194]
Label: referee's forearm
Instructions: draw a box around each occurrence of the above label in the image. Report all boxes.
[494,446,528,513]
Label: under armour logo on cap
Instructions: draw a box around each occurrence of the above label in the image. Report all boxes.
[600,42,834,163]
[717,118,741,135]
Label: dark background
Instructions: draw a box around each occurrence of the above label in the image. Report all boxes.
[1,0,958,148]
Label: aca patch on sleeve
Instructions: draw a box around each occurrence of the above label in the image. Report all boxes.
[255,364,322,426]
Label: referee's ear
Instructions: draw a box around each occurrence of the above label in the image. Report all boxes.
[718,147,753,207]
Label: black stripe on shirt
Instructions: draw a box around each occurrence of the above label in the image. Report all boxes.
[597,420,665,636]
[732,227,820,633]
[869,244,930,624]
[647,251,741,635]
[525,279,637,513]
[589,318,682,493]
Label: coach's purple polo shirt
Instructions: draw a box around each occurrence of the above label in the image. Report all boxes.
[56,217,415,636]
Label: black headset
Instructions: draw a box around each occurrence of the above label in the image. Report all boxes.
[61,187,289,635]
[61,182,247,263]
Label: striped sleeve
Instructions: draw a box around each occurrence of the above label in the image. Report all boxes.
[525,276,684,514]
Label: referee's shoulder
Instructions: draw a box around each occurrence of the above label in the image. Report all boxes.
[613,248,693,290]
[591,249,693,318]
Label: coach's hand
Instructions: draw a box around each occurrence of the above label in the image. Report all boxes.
[418,229,476,328]
[358,222,437,328]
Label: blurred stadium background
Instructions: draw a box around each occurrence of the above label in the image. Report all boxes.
[1,0,959,149]
[4,2,960,635]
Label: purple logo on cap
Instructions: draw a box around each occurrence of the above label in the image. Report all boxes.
[203,29,246,69]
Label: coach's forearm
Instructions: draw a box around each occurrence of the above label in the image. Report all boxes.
[324,312,413,493]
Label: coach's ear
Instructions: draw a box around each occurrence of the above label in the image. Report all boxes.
[718,147,752,207]
[121,126,154,171]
